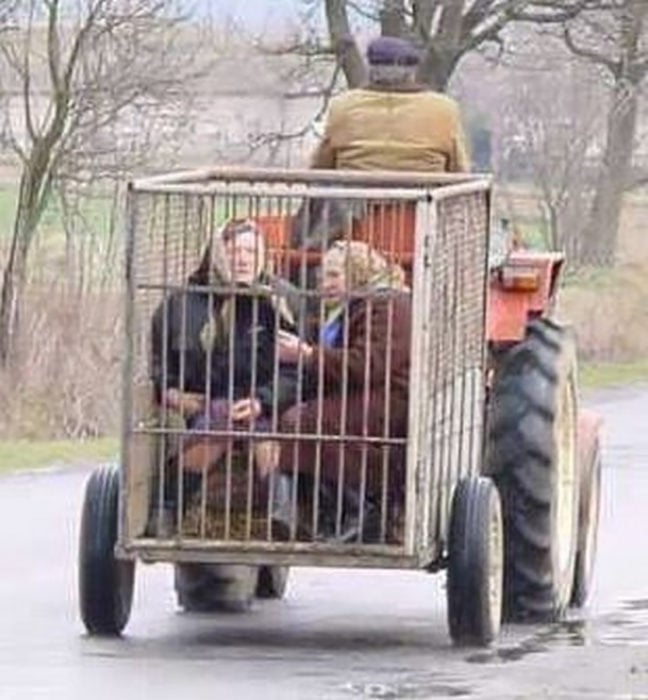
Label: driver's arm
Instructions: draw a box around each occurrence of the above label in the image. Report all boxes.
[448,105,471,173]
[310,135,336,169]
[310,102,338,169]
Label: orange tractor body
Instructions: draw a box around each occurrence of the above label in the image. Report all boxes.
[256,207,564,344]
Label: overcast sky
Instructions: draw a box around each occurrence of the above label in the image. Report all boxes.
[187,0,304,27]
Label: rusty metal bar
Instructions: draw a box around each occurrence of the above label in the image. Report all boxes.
[119,187,137,546]
[129,183,437,202]
[131,166,485,189]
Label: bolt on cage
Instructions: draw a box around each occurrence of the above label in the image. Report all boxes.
[117,167,492,571]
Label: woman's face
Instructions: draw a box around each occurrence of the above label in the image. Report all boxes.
[320,250,347,300]
[224,230,264,285]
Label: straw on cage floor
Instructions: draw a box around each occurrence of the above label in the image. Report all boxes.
[179,466,278,540]
[181,501,277,540]
[174,459,404,544]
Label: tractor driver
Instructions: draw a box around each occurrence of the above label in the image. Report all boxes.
[310,36,470,174]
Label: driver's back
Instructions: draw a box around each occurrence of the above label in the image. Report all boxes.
[312,87,469,173]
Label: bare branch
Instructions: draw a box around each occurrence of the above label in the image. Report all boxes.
[45,0,62,92]
[22,0,36,142]
[563,24,620,72]
[325,0,367,87]
[247,62,343,156]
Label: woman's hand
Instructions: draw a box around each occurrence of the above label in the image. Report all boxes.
[163,388,182,410]
[163,389,203,416]
[277,330,313,364]
[231,397,262,422]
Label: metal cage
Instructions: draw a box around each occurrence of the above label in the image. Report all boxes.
[117,167,492,571]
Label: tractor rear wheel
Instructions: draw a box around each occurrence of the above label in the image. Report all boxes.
[487,319,580,622]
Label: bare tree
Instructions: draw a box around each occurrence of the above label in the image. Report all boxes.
[494,42,604,263]
[0,0,193,365]
[563,0,648,265]
[303,0,604,91]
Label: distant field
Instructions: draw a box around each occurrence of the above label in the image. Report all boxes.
[0,437,118,472]
[496,183,648,265]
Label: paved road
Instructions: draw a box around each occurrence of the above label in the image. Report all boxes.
[1,386,648,699]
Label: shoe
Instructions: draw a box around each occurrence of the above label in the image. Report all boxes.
[146,470,204,538]
[269,474,298,540]
[314,485,381,544]
[145,505,176,538]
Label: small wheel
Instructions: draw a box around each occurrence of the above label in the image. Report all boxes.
[447,477,503,646]
[256,566,290,599]
[571,436,602,607]
[79,464,135,636]
[175,564,257,612]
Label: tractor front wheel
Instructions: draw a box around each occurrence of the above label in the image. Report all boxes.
[174,563,257,612]
[256,566,290,599]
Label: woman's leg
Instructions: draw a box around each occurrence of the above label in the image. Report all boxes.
[182,399,233,473]
[253,440,294,534]
[183,438,229,473]
[253,440,281,479]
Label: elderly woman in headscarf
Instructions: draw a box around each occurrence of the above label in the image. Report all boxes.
[150,218,297,523]
[276,240,411,542]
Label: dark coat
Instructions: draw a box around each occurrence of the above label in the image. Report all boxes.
[150,285,297,416]
[280,290,412,501]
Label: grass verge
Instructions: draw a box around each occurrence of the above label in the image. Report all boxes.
[580,360,648,389]
[1,361,648,473]
[0,437,118,473]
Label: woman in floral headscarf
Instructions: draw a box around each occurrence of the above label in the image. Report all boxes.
[277,241,412,542]
[150,219,297,520]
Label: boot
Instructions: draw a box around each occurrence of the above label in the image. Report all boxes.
[146,466,203,538]
[268,474,296,540]
[325,487,381,544]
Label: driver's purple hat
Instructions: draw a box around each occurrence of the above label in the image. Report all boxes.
[366,36,421,67]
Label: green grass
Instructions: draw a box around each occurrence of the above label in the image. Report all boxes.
[0,183,117,243]
[580,360,648,389]
[0,437,118,473]
[0,187,17,230]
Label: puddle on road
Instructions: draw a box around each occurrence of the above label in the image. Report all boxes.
[466,600,648,665]
[342,674,472,698]
[599,599,648,647]
[465,619,587,666]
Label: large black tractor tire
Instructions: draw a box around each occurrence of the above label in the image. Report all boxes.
[174,563,257,612]
[447,477,503,647]
[79,464,135,636]
[256,566,290,600]
[571,436,602,608]
[487,319,580,622]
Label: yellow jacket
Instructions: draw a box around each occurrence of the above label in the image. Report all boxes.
[311,87,470,173]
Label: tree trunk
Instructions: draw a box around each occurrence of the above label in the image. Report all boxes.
[0,225,30,366]
[325,0,367,88]
[380,0,407,37]
[417,50,457,91]
[0,167,50,365]
[581,80,639,266]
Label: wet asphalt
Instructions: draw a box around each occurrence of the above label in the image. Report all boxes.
[1,385,647,699]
